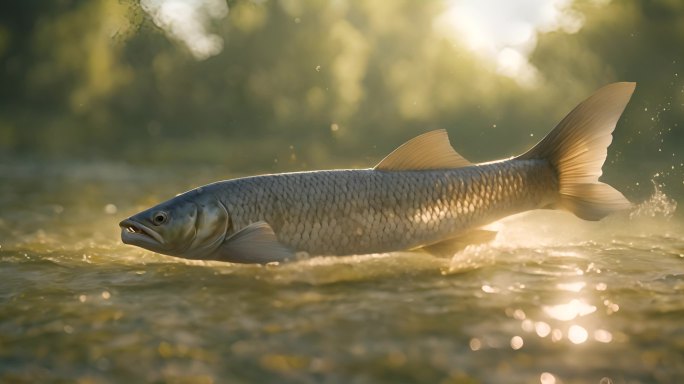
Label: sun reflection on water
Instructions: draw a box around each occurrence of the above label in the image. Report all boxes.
[543,299,596,321]
[469,338,482,351]
[594,329,613,343]
[567,325,589,344]
[510,335,524,350]
[534,321,551,338]
[556,281,585,292]
[504,271,623,350]
[540,372,556,384]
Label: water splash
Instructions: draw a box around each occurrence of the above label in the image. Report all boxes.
[629,180,677,219]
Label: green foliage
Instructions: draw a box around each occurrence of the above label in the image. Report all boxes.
[0,0,682,198]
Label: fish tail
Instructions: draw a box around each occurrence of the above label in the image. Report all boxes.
[517,82,636,220]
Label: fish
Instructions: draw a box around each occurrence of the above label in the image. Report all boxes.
[120,82,636,263]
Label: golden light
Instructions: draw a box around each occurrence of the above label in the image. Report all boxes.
[511,335,524,350]
[435,0,586,85]
[543,299,596,321]
[594,329,613,343]
[556,281,586,292]
[540,372,557,384]
[567,324,589,344]
[141,0,229,60]
[535,321,551,337]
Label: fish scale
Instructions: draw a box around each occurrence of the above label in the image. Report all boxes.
[214,159,557,256]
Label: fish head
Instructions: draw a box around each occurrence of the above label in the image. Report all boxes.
[119,189,230,258]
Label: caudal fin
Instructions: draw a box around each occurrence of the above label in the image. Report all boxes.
[517,82,636,220]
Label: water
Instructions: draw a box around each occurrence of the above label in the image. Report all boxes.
[1,162,683,383]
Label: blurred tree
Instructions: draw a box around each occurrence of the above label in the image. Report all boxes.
[0,0,681,199]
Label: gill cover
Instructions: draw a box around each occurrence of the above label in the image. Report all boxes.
[183,198,231,259]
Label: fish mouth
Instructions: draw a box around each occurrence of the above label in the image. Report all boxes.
[119,219,165,247]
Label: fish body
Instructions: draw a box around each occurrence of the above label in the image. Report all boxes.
[198,159,555,256]
[120,83,636,263]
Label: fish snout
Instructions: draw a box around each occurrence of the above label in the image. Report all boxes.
[119,218,165,246]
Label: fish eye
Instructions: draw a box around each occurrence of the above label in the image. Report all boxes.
[152,211,168,225]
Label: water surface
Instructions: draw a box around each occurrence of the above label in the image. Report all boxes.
[1,162,683,383]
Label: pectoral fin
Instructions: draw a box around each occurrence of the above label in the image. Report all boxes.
[420,229,497,257]
[213,222,294,264]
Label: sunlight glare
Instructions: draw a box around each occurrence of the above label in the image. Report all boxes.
[511,335,524,350]
[540,372,556,384]
[543,299,596,321]
[567,324,588,344]
[594,329,613,343]
[435,0,586,85]
[556,281,586,292]
[142,0,229,60]
[535,321,551,337]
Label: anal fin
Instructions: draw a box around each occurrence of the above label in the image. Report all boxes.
[420,229,497,257]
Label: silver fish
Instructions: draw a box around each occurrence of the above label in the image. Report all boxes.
[120,82,635,263]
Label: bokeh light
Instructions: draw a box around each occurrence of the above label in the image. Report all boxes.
[568,325,589,344]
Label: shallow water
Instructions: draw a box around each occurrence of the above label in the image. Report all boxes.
[1,162,683,383]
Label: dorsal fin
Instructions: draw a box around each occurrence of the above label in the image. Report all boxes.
[374,129,472,171]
